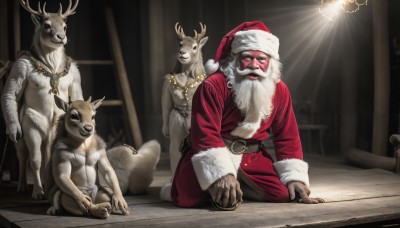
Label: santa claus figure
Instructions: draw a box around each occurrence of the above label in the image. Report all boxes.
[160,21,324,210]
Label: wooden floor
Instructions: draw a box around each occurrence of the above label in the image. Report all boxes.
[1,152,400,228]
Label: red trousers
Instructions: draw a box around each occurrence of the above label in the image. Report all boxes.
[171,150,290,207]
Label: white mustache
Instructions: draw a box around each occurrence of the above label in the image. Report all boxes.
[236,67,268,78]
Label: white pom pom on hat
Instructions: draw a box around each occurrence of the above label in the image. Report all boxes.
[205,21,280,75]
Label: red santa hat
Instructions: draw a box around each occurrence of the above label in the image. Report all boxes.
[205,21,280,75]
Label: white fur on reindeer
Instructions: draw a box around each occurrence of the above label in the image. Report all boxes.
[161,22,208,177]
[104,140,161,195]
[1,0,82,199]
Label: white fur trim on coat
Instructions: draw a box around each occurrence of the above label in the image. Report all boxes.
[232,30,280,60]
[191,147,242,190]
[273,158,309,187]
[230,118,262,139]
[205,59,220,76]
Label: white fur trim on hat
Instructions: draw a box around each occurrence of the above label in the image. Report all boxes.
[232,29,280,60]
[191,147,242,190]
[205,59,220,76]
[273,158,310,186]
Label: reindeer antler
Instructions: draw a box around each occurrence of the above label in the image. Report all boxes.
[19,0,48,17]
[194,22,206,41]
[175,22,186,39]
[60,0,79,18]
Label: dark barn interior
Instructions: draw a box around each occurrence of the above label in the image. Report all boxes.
[1,0,400,227]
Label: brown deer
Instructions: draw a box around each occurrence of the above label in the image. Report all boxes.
[46,95,161,218]
[161,22,208,177]
[1,0,82,199]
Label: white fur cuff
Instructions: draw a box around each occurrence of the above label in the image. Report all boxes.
[273,159,309,186]
[191,147,237,190]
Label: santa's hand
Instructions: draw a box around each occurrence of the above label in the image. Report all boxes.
[7,122,22,143]
[287,181,325,204]
[208,174,243,208]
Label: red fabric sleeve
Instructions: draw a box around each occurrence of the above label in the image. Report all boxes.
[190,77,227,153]
[271,82,303,161]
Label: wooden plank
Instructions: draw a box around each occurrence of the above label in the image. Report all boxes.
[76,60,114,65]
[2,163,400,228]
[101,99,123,106]
[11,196,400,228]
[104,5,143,148]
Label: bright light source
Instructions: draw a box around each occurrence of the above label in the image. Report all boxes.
[319,0,368,21]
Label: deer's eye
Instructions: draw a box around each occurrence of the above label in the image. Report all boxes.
[193,45,197,50]
[70,110,79,120]
[70,113,79,120]
[44,24,51,30]
[92,114,96,120]
[64,26,67,31]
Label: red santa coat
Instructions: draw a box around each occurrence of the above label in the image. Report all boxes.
[171,72,309,207]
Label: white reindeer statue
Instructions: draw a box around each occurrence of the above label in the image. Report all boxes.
[46,95,161,218]
[161,22,208,177]
[1,0,82,199]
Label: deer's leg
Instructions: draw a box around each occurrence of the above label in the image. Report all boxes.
[24,127,45,200]
[60,192,87,216]
[168,111,186,177]
[91,188,112,218]
[15,139,29,192]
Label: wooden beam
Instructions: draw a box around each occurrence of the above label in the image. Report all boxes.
[372,0,390,156]
[13,0,20,59]
[104,5,143,148]
[0,0,8,62]
[346,148,396,172]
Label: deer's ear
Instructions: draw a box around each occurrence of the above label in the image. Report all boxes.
[199,36,208,48]
[31,14,41,26]
[92,97,105,110]
[54,95,68,112]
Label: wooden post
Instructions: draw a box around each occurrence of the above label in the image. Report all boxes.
[340,33,358,154]
[371,0,390,156]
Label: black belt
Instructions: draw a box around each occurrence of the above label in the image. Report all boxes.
[179,135,262,155]
[222,138,262,155]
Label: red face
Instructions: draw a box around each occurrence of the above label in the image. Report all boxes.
[238,50,270,80]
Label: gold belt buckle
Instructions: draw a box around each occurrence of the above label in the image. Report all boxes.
[230,140,247,155]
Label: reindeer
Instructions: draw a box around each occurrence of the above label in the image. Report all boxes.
[46,95,161,218]
[1,0,82,199]
[161,22,208,176]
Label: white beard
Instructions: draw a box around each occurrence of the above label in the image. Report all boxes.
[221,55,281,139]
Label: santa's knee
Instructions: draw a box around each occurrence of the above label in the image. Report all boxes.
[265,187,290,203]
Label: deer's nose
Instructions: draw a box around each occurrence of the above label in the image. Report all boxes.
[57,34,65,40]
[179,50,186,55]
[83,125,93,133]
